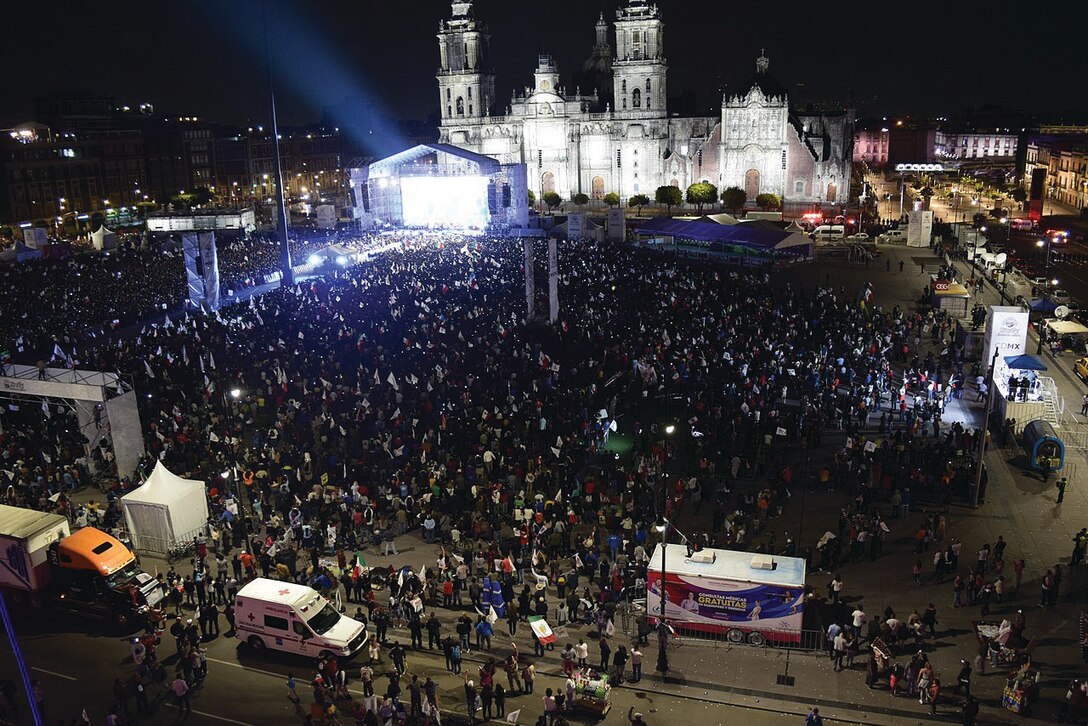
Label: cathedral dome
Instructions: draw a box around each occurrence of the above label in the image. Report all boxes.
[730,51,788,102]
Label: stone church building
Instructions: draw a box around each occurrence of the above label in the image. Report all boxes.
[436,0,855,212]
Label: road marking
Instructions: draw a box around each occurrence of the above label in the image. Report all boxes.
[31,666,76,681]
[164,703,256,725]
[207,657,369,698]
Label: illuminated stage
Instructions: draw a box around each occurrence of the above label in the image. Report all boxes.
[352,143,528,230]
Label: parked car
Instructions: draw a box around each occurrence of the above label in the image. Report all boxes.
[1075,357,1088,381]
[1050,289,1072,304]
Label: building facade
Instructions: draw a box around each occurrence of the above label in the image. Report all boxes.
[853,125,890,168]
[436,0,854,210]
[934,129,1018,160]
[1022,136,1088,214]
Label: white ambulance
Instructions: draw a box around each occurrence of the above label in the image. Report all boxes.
[234,578,367,659]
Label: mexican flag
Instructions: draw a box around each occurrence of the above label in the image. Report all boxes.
[351,551,367,579]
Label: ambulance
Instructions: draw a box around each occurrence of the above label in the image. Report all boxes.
[234,578,367,659]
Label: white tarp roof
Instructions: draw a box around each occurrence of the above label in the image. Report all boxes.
[121,461,208,552]
[1047,319,1088,335]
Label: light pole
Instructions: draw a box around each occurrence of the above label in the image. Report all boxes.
[1036,237,1054,293]
[655,423,675,675]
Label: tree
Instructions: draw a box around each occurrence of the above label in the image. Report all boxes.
[920,187,934,208]
[721,186,747,213]
[628,194,650,215]
[603,192,620,207]
[655,185,682,214]
[571,192,589,207]
[527,189,536,207]
[755,193,781,211]
[685,181,718,211]
[542,191,562,211]
[1010,187,1027,204]
[190,186,213,207]
[134,201,158,218]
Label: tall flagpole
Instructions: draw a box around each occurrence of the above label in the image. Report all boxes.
[262,0,294,286]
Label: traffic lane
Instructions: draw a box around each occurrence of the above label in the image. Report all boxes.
[6,619,836,726]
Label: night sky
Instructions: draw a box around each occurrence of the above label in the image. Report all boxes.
[2,0,1084,129]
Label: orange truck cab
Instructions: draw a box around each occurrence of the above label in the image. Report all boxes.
[1,503,161,630]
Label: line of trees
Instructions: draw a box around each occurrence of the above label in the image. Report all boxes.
[528,182,783,214]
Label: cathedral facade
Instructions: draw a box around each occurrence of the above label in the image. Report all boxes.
[436,0,855,210]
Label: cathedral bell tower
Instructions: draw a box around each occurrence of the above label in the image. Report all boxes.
[436,1,495,123]
[612,0,666,117]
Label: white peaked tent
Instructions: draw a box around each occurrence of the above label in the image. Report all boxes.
[91,225,117,250]
[121,462,209,553]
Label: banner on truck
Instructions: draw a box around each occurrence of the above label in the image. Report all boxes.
[646,571,803,635]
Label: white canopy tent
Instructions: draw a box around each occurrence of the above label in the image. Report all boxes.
[121,462,209,553]
[91,226,117,250]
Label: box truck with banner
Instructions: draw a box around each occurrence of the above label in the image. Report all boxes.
[646,546,805,645]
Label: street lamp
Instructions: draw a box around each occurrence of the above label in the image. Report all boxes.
[1036,238,1052,292]
[655,423,675,675]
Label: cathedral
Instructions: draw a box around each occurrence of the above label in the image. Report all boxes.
[435,0,855,212]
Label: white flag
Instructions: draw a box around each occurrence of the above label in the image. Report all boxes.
[143,360,156,379]
[506,709,521,724]
[387,372,399,390]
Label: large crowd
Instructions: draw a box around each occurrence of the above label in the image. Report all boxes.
[1,230,1048,725]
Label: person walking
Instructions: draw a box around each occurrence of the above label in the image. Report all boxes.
[806,707,824,726]
[1057,477,1068,504]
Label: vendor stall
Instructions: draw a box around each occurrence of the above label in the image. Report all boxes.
[571,670,612,717]
[1041,318,1088,355]
[1003,662,1039,715]
[933,282,971,317]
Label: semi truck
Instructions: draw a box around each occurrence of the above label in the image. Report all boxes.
[0,503,163,630]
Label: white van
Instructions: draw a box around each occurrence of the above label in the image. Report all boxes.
[878,229,906,244]
[812,224,845,241]
[234,578,367,659]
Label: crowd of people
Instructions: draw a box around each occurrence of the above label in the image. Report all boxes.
[0,228,1058,725]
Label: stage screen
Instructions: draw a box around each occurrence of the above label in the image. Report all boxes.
[400,176,490,228]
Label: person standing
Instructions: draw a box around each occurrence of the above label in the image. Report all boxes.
[963,694,979,725]
[390,641,407,675]
[806,707,824,726]
[613,645,629,683]
[171,673,191,714]
[1013,559,1026,592]
[630,645,643,683]
[1057,477,1068,504]
[408,675,423,719]
[832,631,847,672]
[427,612,442,650]
[830,574,844,604]
[463,676,478,725]
[494,682,506,719]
